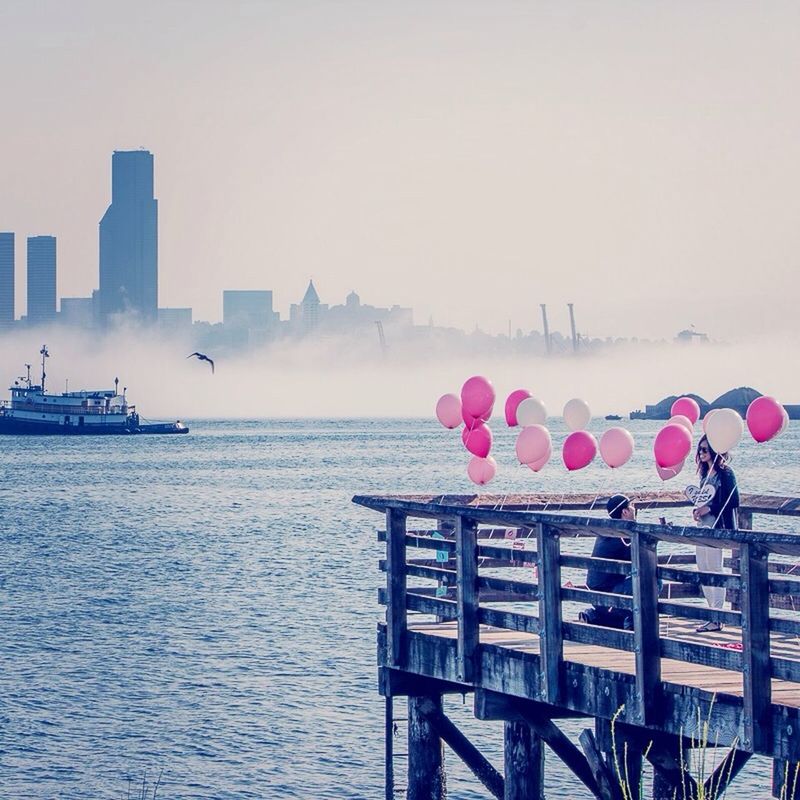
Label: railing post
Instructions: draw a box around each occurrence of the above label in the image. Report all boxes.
[632,532,660,725]
[386,508,408,669]
[741,541,771,752]
[536,522,563,705]
[455,515,479,683]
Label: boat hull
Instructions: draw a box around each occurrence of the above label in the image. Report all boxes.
[0,417,189,435]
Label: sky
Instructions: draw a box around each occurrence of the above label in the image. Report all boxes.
[1,1,799,341]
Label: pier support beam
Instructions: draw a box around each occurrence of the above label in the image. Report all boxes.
[408,695,445,800]
[774,759,800,799]
[645,734,696,800]
[595,719,642,797]
[504,720,544,800]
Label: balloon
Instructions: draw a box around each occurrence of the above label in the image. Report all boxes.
[781,407,790,435]
[563,398,591,431]
[505,389,532,427]
[517,397,548,427]
[461,376,495,420]
[527,446,552,473]
[671,397,700,425]
[462,409,482,430]
[746,396,785,443]
[599,427,634,468]
[701,409,718,435]
[462,423,492,458]
[653,423,692,468]
[562,431,597,471]
[656,457,685,481]
[515,424,551,465]
[668,414,694,434]
[468,455,496,486]
[435,393,462,429]
[705,408,744,453]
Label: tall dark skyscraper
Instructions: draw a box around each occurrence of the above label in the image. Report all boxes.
[0,232,14,327]
[27,235,57,324]
[98,150,158,324]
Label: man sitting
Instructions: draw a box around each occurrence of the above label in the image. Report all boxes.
[578,494,636,629]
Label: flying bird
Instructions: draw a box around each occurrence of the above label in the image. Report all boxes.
[187,352,215,374]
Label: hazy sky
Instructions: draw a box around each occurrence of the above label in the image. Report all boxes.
[1,1,798,340]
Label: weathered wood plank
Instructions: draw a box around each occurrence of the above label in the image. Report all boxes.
[408,695,446,800]
[773,758,800,799]
[578,728,624,800]
[504,720,544,800]
[456,516,479,683]
[741,541,772,752]
[536,522,563,705]
[386,509,408,668]
[419,699,504,800]
[632,533,661,726]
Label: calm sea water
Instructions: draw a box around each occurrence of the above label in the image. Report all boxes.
[1,419,798,799]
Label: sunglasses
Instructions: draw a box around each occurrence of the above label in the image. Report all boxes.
[698,446,710,454]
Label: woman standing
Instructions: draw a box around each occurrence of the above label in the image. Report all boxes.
[692,434,740,632]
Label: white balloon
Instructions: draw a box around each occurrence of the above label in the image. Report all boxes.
[701,409,718,435]
[516,397,547,427]
[780,407,790,435]
[563,398,591,431]
[705,408,744,453]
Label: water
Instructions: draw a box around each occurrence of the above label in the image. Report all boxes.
[1,419,798,799]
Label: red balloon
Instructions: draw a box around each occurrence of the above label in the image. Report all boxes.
[653,423,692,469]
[562,431,598,471]
[462,423,492,458]
[746,396,785,443]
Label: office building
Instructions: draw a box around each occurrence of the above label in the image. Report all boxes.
[223,290,278,329]
[27,235,57,324]
[60,297,94,327]
[99,149,158,324]
[0,232,13,327]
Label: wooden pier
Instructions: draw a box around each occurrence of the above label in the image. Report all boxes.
[353,491,800,799]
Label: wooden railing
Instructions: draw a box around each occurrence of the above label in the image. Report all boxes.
[357,494,800,757]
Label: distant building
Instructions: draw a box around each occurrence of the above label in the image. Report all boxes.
[60,297,94,327]
[98,150,158,325]
[676,327,708,344]
[289,280,323,334]
[158,307,193,331]
[27,235,57,324]
[223,290,278,329]
[0,232,13,327]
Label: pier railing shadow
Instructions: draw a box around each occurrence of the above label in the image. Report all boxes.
[355,491,800,800]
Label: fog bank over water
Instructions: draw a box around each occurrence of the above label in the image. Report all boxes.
[1,329,798,419]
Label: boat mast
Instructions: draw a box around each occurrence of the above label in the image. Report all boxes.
[40,345,49,393]
[24,364,31,389]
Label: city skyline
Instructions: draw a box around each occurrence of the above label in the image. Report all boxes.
[1,2,798,342]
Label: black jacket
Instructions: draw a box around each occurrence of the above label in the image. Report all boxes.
[708,467,739,530]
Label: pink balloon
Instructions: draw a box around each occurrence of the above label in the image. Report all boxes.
[656,457,685,481]
[461,375,495,419]
[462,423,492,458]
[435,393,462,429]
[746,396,785,443]
[599,427,635,468]
[653,423,692,469]
[505,389,532,427]
[462,409,481,430]
[668,414,694,434]
[562,431,598,471]
[468,455,496,486]
[515,424,551,465]
[671,397,700,425]
[527,446,552,473]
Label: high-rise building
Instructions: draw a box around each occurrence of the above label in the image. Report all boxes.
[27,236,57,324]
[0,232,14,327]
[223,290,277,329]
[98,149,158,324]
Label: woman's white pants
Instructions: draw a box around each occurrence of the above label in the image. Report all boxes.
[696,544,725,610]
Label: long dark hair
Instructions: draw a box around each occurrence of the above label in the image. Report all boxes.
[696,434,730,480]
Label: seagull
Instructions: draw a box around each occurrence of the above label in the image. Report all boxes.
[187,352,215,374]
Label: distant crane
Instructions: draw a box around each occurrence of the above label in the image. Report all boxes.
[567,303,579,353]
[540,304,551,355]
[375,321,388,356]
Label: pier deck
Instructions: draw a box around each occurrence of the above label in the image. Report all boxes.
[354,491,800,800]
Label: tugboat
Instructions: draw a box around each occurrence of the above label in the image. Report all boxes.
[0,346,189,436]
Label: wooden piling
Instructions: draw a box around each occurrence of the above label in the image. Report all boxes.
[407,695,445,800]
[504,720,544,800]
